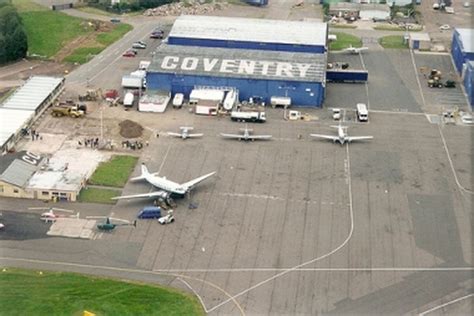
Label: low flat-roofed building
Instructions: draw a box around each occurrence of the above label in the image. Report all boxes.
[0,151,42,199]
[409,33,431,50]
[0,76,64,153]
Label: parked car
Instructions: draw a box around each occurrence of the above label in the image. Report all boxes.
[150,30,164,39]
[461,113,473,124]
[332,108,342,120]
[110,17,121,23]
[122,49,137,57]
[132,42,146,49]
[439,24,450,31]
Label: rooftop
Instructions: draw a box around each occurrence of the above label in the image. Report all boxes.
[456,28,474,53]
[1,76,64,111]
[0,157,39,188]
[409,32,431,41]
[0,108,34,149]
[169,15,327,47]
[149,44,326,83]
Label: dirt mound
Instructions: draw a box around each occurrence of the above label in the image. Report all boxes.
[119,120,144,138]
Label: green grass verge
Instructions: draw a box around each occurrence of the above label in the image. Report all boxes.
[75,6,116,16]
[0,268,205,316]
[19,11,94,57]
[96,23,133,46]
[77,187,120,204]
[329,24,357,29]
[11,0,47,12]
[379,35,408,49]
[374,24,422,32]
[63,47,104,64]
[329,32,362,51]
[88,155,138,187]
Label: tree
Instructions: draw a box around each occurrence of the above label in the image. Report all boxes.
[0,3,28,64]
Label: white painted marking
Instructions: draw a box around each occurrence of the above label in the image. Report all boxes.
[157,145,171,174]
[359,53,370,110]
[153,267,474,273]
[207,143,356,313]
[437,125,474,195]
[369,110,425,116]
[177,277,209,313]
[409,48,427,108]
[418,293,473,316]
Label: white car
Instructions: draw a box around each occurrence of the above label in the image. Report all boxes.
[332,108,342,120]
[172,93,184,108]
[132,42,147,49]
[158,210,175,225]
[461,114,473,124]
[439,24,450,31]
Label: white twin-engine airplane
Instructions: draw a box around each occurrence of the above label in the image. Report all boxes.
[111,163,216,200]
[310,124,373,145]
[220,125,272,141]
[343,45,369,54]
[167,126,203,140]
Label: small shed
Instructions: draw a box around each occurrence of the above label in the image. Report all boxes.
[409,33,431,50]
[328,3,360,19]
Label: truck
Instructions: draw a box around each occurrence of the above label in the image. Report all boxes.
[51,105,85,118]
[121,75,144,89]
[231,110,266,123]
[270,96,291,109]
[326,70,368,83]
[123,92,135,107]
[356,103,369,122]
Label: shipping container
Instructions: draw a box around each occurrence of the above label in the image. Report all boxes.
[326,70,369,83]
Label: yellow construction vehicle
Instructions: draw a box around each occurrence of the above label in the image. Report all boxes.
[51,105,85,118]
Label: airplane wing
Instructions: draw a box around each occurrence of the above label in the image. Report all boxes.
[310,134,339,141]
[247,135,272,140]
[187,133,203,138]
[347,136,373,142]
[220,133,243,139]
[167,132,182,137]
[181,171,216,190]
[111,190,169,200]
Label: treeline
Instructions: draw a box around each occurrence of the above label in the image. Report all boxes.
[0,1,28,64]
[87,0,175,13]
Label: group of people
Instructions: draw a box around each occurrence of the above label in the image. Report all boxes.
[121,140,148,150]
[30,129,41,141]
[78,138,100,148]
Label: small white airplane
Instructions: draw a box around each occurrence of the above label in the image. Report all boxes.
[111,163,216,200]
[310,124,373,145]
[220,125,272,141]
[29,207,80,223]
[167,127,203,140]
[343,45,369,54]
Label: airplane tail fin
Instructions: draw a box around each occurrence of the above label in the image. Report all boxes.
[130,163,150,182]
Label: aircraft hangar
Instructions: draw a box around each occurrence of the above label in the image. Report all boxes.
[147,15,329,107]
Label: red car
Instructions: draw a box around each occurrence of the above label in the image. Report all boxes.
[122,49,137,57]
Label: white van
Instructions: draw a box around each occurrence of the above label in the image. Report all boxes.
[172,93,184,108]
[123,92,135,108]
[356,103,368,122]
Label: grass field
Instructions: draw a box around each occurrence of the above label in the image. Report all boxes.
[75,5,116,16]
[329,32,362,51]
[0,268,205,316]
[88,155,138,187]
[379,35,408,49]
[12,0,132,61]
[63,47,104,64]
[77,187,120,204]
[20,11,94,57]
[96,23,133,46]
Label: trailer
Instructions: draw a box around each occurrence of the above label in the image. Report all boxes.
[326,70,368,83]
[270,96,291,109]
[122,75,144,89]
[231,110,266,123]
[123,92,135,108]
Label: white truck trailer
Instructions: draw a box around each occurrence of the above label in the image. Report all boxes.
[121,75,144,89]
[231,111,266,123]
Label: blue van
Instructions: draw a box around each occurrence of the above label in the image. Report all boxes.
[137,206,161,219]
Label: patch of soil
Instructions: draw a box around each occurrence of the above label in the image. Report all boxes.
[119,120,144,138]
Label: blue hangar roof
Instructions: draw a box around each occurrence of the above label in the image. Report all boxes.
[168,15,328,48]
[149,44,327,83]
[455,28,474,54]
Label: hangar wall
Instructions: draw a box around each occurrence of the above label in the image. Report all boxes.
[147,72,325,107]
[463,61,474,108]
[451,29,474,74]
[168,37,326,54]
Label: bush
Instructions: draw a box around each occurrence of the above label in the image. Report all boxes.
[0,3,28,64]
